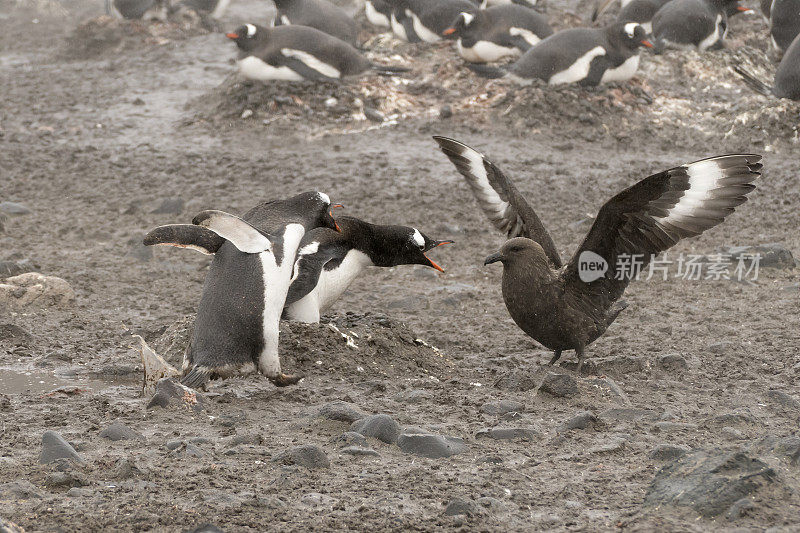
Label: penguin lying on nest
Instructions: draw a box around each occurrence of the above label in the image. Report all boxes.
[144,192,340,388]
[146,215,454,324]
[434,137,761,374]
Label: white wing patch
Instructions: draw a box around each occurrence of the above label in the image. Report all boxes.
[456,144,515,233]
[195,211,272,254]
[458,39,518,62]
[365,1,390,27]
[600,54,640,83]
[509,27,542,47]
[410,11,441,42]
[238,56,304,81]
[653,159,729,227]
[549,45,606,85]
[391,12,409,40]
[698,14,722,51]
[153,242,214,255]
[281,48,341,78]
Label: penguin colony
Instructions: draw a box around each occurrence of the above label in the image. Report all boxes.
[126,0,787,388]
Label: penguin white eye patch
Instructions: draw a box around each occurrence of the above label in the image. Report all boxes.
[624,22,638,38]
[245,23,257,37]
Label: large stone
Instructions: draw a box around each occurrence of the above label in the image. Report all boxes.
[100,420,145,441]
[559,412,599,432]
[650,444,690,461]
[272,445,330,469]
[146,378,204,413]
[476,427,540,441]
[721,244,795,270]
[764,390,800,410]
[0,202,31,215]
[644,450,776,518]
[350,414,400,444]
[493,371,539,392]
[538,373,579,398]
[444,498,478,516]
[397,433,466,459]
[39,431,84,464]
[0,273,75,309]
[317,401,366,424]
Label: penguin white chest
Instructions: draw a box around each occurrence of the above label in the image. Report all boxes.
[317,250,374,311]
[409,11,441,42]
[365,1,390,27]
[237,56,305,81]
[549,46,606,85]
[600,54,640,83]
[698,14,723,51]
[391,12,409,40]
[458,39,519,63]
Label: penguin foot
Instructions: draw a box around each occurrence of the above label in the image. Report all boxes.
[269,373,304,387]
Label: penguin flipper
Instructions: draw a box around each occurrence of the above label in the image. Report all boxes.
[731,66,773,96]
[192,210,274,254]
[465,62,507,78]
[143,224,225,255]
[285,240,347,305]
[277,50,342,82]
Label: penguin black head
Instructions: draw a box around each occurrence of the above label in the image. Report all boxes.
[375,225,454,272]
[723,0,753,17]
[226,23,266,52]
[442,11,480,39]
[291,191,342,233]
[611,22,653,50]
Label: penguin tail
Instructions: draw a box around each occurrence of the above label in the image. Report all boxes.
[371,63,411,75]
[465,63,507,79]
[180,365,211,389]
[731,66,773,97]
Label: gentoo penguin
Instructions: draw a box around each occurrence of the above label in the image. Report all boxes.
[144,192,341,388]
[443,5,553,62]
[104,0,165,20]
[761,0,773,20]
[434,136,761,374]
[478,0,539,8]
[272,0,359,46]
[732,32,800,99]
[651,0,752,52]
[226,24,408,82]
[283,216,454,323]
[466,22,653,86]
[770,0,800,52]
[594,0,671,34]
[176,0,231,19]
[365,0,393,27]
[395,0,478,43]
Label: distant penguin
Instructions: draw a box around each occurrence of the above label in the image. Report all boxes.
[466,22,653,86]
[105,0,165,20]
[591,0,635,22]
[365,0,393,27]
[226,24,408,82]
[443,5,553,62]
[144,192,341,388]
[387,0,421,42]
[732,32,800,99]
[652,0,752,52]
[398,0,478,43]
[273,0,359,46]
[593,0,671,33]
[177,0,231,19]
[283,216,453,323]
[770,0,800,52]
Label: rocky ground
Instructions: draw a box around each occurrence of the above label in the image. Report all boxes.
[1,0,799,531]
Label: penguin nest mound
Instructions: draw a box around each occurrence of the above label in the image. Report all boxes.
[62,14,210,59]
[153,313,455,381]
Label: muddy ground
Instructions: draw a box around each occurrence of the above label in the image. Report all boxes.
[1,0,799,531]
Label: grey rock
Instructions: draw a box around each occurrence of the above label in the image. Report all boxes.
[100,421,145,441]
[439,105,453,119]
[317,401,366,424]
[332,432,368,448]
[0,480,43,500]
[559,412,599,432]
[0,323,32,344]
[166,440,183,451]
[185,444,204,457]
[397,433,466,459]
[394,389,431,404]
[216,411,246,428]
[709,412,755,426]
[593,355,645,374]
[494,370,539,392]
[0,259,38,277]
[726,497,757,520]
[601,408,662,422]
[538,373,578,398]
[650,444,690,461]
[765,390,800,410]
[773,437,800,464]
[272,445,330,469]
[444,498,477,516]
[480,400,523,416]
[721,427,744,440]
[708,342,731,354]
[363,107,384,123]
[300,492,337,507]
[341,446,379,457]
[350,414,400,444]
[652,421,699,432]
[225,434,263,447]
[0,202,31,215]
[147,378,204,413]
[644,450,776,518]
[189,437,213,445]
[151,198,184,215]
[588,437,626,454]
[39,431,83,464]
[112,457,145,480]
[66,487,93,498]
[476,496,504,513]
[721,243,795,269]
[476,427,540,441]
[657,354,688,371]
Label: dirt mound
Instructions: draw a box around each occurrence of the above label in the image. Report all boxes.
[61,14,210,59]
[153,312,455,381]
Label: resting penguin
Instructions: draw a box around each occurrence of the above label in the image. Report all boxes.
[397,0,478,43]
[365,0,393,27]
[732,32,800,99]
[105,0,165,20]
[175,0,231,19]
[144,192,341,388]
[226,24,409,82]
[443,5,553,63]
[272,0,359,46]
[593,0,671,33]
[283,217,454,323]
[466,22,653,86]
[770,0,800,52]
[651,0,752,52]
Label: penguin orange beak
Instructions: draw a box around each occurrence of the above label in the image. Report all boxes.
[442,27,456,36]
[641,39,654,48]
[736,5,753,12]
[330,204,343,232]
[226,32,239,39]
[426,256,445,273]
